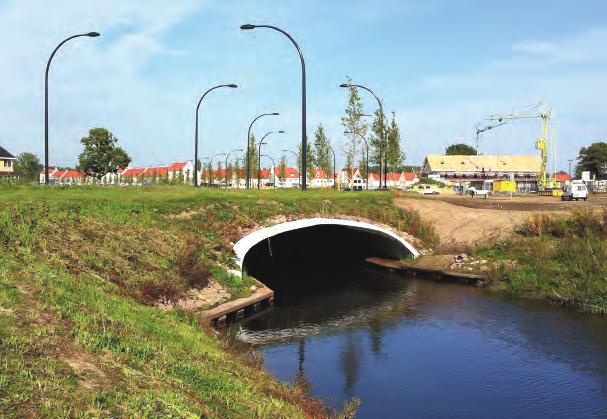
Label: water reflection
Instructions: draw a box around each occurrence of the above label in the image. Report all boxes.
[237,264,607,418]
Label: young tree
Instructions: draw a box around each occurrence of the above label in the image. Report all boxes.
[445,143,477,155]
[341,78,367,189]
[369,108,388,186]
[314,124,333,179]
[216,161,223,186]
[297,138,315,186]
[278,154,287,184]
[233,158,242,188]
[77,128,131,180]
[386,112,405,173]
[358,146,368,181]
[14,152,41,182]
[207,161,214,185]
[576,142,607,177]
[247,133,259,184]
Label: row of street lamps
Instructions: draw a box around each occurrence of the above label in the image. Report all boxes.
[44,26,388,191]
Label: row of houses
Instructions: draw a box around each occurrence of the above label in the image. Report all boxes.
[39,160,420,190]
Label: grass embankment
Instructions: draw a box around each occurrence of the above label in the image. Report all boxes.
[475,209,607,314]
[0,186,434,416]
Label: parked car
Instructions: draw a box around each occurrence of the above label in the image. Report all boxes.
[561,183,588,201]
[415,184,440,195]
[467,187,490,197]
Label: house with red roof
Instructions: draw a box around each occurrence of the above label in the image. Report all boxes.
[274,167,300,188]
[553,172,571,187]
[309,168,335,188]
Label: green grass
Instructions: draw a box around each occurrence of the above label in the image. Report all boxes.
[0,185,434,416]
[474,209,607,314]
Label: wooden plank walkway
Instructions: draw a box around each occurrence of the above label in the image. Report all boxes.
[366,256,488,285]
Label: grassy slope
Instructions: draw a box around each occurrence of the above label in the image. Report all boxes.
[474,209,607,314]
[0,186,434,417]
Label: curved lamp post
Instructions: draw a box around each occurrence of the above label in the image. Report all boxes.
[345,130,369,190]
[260,154,277,188]
[225,148,243,189]
[339,82,386,189]
[282,148,300,189]
[209,152,226,188]
[245,112,279,189]
[194,84,237,187]
[44,31,100,185]
[241,24,307,191]
[257,131,284,189]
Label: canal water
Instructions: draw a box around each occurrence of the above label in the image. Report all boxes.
[236,264,607,418]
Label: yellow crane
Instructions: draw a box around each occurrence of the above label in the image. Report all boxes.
[487,104,557,192]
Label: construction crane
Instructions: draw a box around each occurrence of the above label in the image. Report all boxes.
[486,104,554,191]
[475,122,507,154]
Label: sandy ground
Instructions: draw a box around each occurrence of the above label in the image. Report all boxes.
[393,194,607,251]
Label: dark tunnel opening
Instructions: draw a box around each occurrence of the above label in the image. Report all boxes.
[242,224,411,302]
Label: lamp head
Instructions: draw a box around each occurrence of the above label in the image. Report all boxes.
[227,84,238,88]
[278,130,285,134]
[271,112,279,116]
[87,32,101,37]
[240,24,256,30]
[339,83,350,88]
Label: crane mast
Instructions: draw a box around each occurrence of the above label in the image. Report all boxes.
[486,107,552,190]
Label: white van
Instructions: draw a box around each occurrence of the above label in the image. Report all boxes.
[562,183,588,201]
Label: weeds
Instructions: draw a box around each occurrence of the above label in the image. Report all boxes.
[476,209,607,314]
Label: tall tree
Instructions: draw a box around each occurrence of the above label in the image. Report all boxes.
[445,143,477,155]
[314,124,333,177]
[278,154,287,184]
[576,142,607,178]
[386,112,405,173]
[14,152,41,182]
[341,77,367,189]
[77,128,131,180]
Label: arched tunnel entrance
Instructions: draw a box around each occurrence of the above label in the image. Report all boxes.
[235,219,418,300]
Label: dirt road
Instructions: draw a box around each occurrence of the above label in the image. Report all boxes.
[394,195,578,251]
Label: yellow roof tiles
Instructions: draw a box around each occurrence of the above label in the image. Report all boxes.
[424,155,541,173]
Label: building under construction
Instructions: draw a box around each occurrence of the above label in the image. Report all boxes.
[422,154,541,192]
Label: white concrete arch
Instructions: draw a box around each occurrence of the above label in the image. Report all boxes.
[233,217,419,269]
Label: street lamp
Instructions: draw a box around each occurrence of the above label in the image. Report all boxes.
[260,154,277,188]
[225,148,243,189]
[241,24,308,191]
[345,131,369,190]
[339,82,386,189]
[257,131,284,189]
[245,112,279,189]
[327,145,337,191]
[44,31,100,185]
[282,148,300,189]
[194,83,237,187]
[209,152,226,188]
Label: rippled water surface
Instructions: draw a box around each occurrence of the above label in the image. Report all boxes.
[236,264,607,418]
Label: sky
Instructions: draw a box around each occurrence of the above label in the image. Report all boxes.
[0,0,606,171]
